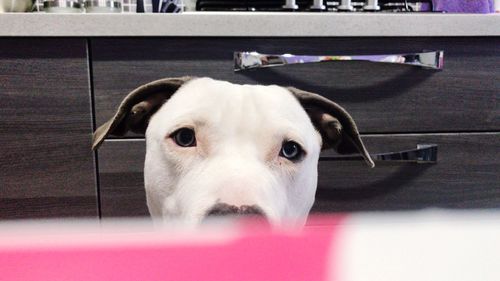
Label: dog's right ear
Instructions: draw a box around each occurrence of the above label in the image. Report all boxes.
[92,76,193,150]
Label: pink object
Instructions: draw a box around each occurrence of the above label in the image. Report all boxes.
[0,217,344,281]
[2,212,500,281]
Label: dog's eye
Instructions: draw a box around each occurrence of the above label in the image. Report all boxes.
[172,128,196,147]
[280,141,303,161]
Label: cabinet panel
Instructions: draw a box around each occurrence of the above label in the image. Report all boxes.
[97,133,499,217]
[314,133,500,212]
[0,39,97,219]
[98,140,148,217]
[92,37,500,135]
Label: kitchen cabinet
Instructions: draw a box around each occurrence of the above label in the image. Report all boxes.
[0,14,498,219]
[97,132,500,217]
[0,39,98,219]
[91,37,500,217]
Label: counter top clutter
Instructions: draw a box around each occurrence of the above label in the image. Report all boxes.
[2,0,499,13]
[0,12,499,37]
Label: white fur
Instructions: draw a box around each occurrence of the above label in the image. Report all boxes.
[144,78,322,226]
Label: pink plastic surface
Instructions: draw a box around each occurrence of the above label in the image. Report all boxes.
[0,217,344,281]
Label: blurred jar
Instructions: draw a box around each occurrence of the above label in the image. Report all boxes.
[85,0,122,13]
[43,0,84,12]
[0,0,33,12]
[183,0,194,11]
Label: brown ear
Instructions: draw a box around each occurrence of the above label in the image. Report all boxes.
[92,76,193,150]
[287,87,375,168]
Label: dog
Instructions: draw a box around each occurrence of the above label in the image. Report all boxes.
[92,77,374,226]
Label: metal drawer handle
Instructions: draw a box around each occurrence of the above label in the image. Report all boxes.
[234,51,444,71]
[322,144,438,164]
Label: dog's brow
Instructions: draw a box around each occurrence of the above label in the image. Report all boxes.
[165,118,207,135]
[193,119,208,128]
[281,129,306,145]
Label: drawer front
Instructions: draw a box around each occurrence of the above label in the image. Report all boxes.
[92,37,499,135]
[97,133,499,218]
[314,133,499,212]
[0,39,97,219]
[98,140,148,217]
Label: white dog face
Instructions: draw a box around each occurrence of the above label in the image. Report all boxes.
[144,78,323,226]
[93,77,373,227]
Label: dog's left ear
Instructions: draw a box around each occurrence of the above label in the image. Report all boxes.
[288,87,375,168]
[92,76,193,150]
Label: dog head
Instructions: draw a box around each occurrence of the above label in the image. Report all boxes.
[93,77,373,226]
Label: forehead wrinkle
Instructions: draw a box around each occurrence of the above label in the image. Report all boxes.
[212,85,310,143]
[196,89,272,160]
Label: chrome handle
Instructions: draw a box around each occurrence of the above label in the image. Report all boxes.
[234,50,444,71]
[321,144,438,164]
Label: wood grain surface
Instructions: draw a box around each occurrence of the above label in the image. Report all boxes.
[91,37,500,135]
[97,140,148,217]
[96,133,499,218]
[2,37,497,219]
[0,39,97,219]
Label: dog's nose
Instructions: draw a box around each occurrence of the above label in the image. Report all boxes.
[205,203,266,218]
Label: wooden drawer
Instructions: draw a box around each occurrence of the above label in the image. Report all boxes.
[97,133,499,218]
[91,37,499,134]
[0,39,97,219]
[97,140,148,217]
[314,133,499,212]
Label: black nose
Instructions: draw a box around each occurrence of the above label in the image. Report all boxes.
[206,203,266,218]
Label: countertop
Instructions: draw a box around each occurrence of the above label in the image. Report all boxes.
[0,12,499,37]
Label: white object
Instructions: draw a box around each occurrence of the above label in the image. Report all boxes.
[363,0,380,11]
[311,0,325,10]
[283,0,298,10]
[338,0,354,11]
